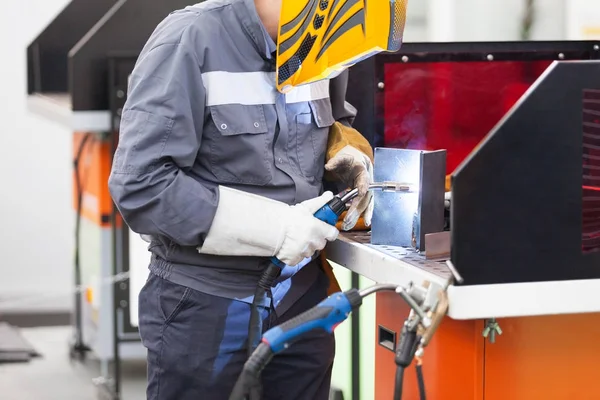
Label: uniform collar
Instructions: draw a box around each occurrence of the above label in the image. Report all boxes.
[237,0,277,60]
[259,19,277,58]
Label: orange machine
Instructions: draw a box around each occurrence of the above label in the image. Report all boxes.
[72,132,116,228]
[328,40,600,400]
[374,293,600,400]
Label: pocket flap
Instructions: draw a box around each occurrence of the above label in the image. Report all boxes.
[210,104,268,136]
[309,99,336,128]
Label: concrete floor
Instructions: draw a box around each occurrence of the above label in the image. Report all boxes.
[0,326,147,400]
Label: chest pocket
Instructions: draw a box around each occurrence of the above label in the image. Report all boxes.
[205,104,272,185]
[295,99,336,179]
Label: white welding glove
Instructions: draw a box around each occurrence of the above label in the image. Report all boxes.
[197,187,339,267]
[325,145,374,231]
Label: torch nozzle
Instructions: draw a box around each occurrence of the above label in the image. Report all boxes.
[372,181,413,193]
[339,181,416,204]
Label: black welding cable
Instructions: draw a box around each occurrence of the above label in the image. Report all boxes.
[71,133,93,358]
[416,363,426,400]
[394,366,405,400]
[247,263,281,357]
[230,343,273,400]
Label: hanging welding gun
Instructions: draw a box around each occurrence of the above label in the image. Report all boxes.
[394,320,425,400]
[232,284,404,400]
[393,286,450,400]
[230,281,444,400]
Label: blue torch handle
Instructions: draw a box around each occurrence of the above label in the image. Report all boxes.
[262,291,354,353]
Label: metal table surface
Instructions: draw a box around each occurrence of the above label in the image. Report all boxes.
[327,232,600,320]
[326,232,452,289]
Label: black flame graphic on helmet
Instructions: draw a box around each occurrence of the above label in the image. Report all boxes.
[277,0,366,86]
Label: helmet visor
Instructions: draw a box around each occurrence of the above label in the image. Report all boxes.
[276,0,408,92]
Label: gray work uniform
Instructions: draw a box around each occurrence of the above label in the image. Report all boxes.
[107,0,357,398]
[108,0,356,315]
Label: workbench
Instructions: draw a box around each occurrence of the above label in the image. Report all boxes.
[328,233,600,400]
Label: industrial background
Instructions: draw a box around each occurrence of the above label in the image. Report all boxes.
[0,0,599,399]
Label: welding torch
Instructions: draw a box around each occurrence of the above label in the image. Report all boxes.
[394,319,426,400]
[231,284,403,400]
[246,182,414,357]
[393,286,452,400]
[231,282,436,400]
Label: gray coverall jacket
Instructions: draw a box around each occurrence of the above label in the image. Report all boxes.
[108,0,357,312]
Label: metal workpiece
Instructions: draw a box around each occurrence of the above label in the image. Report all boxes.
[415,150,447,251]
[371,149,422,248]
[370,148,446,252]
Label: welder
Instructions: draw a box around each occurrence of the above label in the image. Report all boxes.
[108,0,407,398]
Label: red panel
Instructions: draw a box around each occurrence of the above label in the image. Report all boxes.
[583,90,600,253]
[383,60,553,174]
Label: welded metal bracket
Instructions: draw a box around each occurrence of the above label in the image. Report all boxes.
[371,148,446,252]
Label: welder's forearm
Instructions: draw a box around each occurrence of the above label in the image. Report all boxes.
[197,186,286,258]
[197,188,338,267]
[108,166,219,247]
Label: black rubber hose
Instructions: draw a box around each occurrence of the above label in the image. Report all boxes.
[416,364,426,400]
[394,324,419,400]
[230,343,274,400]
[72,133,92,358]
[247,263,281,357]
[394,366,404,400]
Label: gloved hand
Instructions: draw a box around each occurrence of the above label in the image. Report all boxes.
[197,187,339,267]
[325,122,374,231]
[325,149,374,231]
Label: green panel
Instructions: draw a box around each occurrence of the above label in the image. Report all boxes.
[329,262,377,400]
[359,275,376,400]
[330,264,352,399]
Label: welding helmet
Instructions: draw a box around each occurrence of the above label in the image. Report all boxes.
[276,0,408,92]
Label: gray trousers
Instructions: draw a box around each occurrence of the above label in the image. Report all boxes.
[138,268,335,400]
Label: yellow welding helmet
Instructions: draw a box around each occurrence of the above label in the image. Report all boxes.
[276,0,408,92]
